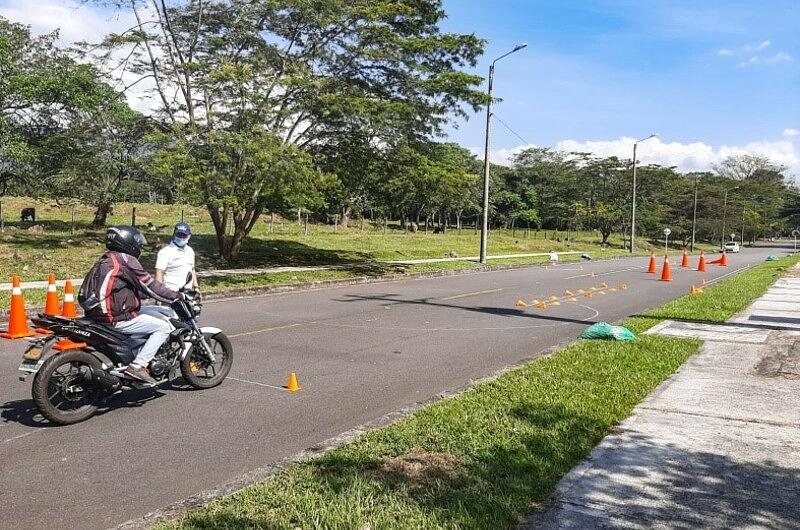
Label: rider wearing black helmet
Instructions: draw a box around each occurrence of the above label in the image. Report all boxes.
[79,225,181,387]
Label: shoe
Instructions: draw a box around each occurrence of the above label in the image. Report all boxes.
[123,364,157,387]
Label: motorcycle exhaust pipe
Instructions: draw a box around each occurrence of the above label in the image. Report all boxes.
[80,366,122,393]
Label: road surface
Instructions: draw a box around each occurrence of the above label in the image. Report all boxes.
[0,247,784,529]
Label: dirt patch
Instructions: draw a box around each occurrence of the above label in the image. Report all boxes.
[376,451,456,490]
[753,340,800,379]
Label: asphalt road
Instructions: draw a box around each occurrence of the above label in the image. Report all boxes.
[0,247,785,529]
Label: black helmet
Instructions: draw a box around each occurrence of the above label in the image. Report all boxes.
[106,225,147,258]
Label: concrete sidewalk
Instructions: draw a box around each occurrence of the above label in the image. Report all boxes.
[521,267,800,529]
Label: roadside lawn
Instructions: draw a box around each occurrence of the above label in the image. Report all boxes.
[155,254,800,529]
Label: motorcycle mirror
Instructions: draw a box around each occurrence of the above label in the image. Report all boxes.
[186,272,193,283]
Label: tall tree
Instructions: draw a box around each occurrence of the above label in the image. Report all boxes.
[83,0,486,259]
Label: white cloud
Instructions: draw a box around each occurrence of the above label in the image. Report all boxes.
[474,137,799,180]
[717,48,734,56]
[785,129,800,137]
[743,39,771,52]
[0,0,134,46]
[738,52,792,67]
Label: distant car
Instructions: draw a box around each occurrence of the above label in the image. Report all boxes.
[724,242,740,253]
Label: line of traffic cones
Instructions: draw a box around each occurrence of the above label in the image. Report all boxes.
[2,274,79,340]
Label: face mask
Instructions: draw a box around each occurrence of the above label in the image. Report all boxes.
[173,236,190,248]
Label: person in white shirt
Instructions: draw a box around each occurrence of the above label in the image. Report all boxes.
[155,222,199,292]
[142,222,199,321]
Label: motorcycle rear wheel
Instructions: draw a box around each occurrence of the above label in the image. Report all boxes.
[180,332,233,389]
[32,350,103,425]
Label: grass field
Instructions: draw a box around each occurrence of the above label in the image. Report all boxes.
[0,196,714,279]
[154,253,799,530]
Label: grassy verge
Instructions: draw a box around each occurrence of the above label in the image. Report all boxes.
[156,256,799,530]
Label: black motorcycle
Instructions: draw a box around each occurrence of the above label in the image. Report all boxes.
[18,282,233,425]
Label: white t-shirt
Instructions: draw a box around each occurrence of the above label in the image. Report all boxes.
[155,243,196,291]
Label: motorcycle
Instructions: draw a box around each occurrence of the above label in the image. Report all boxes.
[18,275,233,425]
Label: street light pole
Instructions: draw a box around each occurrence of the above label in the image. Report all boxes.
[629,134,658,253]
[691,174,699,252]
[479,43,527,264]
[721,188,729,249]
[721,186,739,248]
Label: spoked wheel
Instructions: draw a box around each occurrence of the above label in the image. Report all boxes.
[180,332,233,389]
[32,350,103,425]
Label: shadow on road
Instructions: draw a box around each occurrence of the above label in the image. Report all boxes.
[1,387,170,428]
[332,292,598,326]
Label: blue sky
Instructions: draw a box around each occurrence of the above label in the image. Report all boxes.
[1,0,798,175]
[439,0,799,173]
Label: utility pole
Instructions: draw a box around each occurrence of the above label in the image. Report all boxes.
[479,43,527,263]
[629,134,658,253]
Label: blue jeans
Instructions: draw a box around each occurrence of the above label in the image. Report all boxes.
[114,314,173,367]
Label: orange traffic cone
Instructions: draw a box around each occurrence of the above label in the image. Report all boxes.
[1,276,34,339]
[647,251,657,274]
[43,273,59,316]
[660,255,672,282]
[697,251,707,272]
[690,285,704,295]
[681,249,690,268]
[61,280,77,319]
[719,250,728,267]
[286,372,300,392]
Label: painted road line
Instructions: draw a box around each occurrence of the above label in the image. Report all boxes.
[563,266,641,280]
[441,288,503,301]
[227,376,286,391]
[229,322,307,338]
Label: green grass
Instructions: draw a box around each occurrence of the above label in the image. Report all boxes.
[155,254,800,529]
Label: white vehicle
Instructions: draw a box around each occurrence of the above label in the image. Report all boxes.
[724,242,740,253]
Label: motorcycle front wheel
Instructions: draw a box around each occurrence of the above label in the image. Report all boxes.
[180,332,233,389]
[32,350,103,425]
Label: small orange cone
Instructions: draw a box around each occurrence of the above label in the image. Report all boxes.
[719,250,728,267]
[61,280,77,319]
[690,285,704,295]
[619,283,628,290]
[660,255,672,282]
[1,276,34,339]
[697,251,707,272]
[647,251,657,274]
[515,299,528,308]
[549,295,561,306]
[536,301,547,309]
[681,249,690,268]
[43,273,59,316]
[35,273,60,334]
[286,372,300,392]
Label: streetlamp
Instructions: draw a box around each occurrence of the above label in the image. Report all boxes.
[629,133,658,253]
[479,43,528,263]
[690,174,700,252]
[721,186,740,249]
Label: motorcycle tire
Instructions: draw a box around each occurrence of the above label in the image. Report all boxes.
[180,332,233,389]
[32,349,103,425]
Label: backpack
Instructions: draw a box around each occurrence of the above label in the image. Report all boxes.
[78,255,110,313]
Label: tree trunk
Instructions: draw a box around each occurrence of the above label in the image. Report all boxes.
[340,206,351,229]
[91,201,113,229]
[456,211,462,232]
